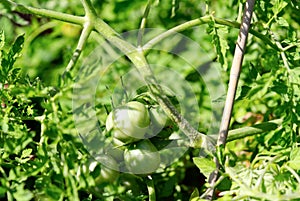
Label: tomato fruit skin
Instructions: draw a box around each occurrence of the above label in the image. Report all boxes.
[96,165,119,183]
[124,139,160,175]
[147,105,175,138]
[106,101,150,142]
[147,106,168,135]
[93,155,120,184]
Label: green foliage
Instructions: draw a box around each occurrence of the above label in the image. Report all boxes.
[193,157,216,178]
[0,0,299,200]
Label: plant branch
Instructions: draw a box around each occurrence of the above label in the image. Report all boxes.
[62,21,93,78]
[206,0,256,199]
[269,31,291,72]
[1,0,85,25]
[80,0,98,18]
[143,16,279,54]
[227,119,282,142]
[145,175,156,201]
[137,0,154,47]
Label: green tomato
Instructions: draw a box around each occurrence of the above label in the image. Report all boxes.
[124,139,160,174]
[106,101,150,142]
[147,106,169,136]
[147,105,175,138]
[93,155,119,184]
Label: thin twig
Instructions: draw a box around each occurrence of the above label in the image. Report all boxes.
[227,119,282,142]
[205,0,256,199]
[62,21,93,79]
[145,175,156,201]
[1,0,84,24]
[137,0,153,47]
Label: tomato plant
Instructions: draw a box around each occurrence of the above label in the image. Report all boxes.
[0,0,299,200]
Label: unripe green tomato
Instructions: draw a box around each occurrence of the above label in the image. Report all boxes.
[94,155,119,184]
[124,139,160,174]
[147,106,174,138]
[148,106,168,134]
[108,119,137,144]
[106,101,150,142]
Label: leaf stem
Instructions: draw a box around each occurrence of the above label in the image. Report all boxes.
[145,175,156,201]
[143,16,279,53]
[138,0,154,47]
[227,119,282,142]
[80,0,98,19]
[63,20,93,78]
[2,0,85,25]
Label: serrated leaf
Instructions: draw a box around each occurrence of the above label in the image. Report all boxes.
[21,148,32,159]
[271,0,288,15]
[236,85,251,100]
[0,30,5,49]
[193,157,216,178]
[276,17,289,27]
[288,160,300,170]
[271,81,288,95]
[9,34,24,59]
[207,22,229,70]
[288,147,300,170]
[14,183,34,201]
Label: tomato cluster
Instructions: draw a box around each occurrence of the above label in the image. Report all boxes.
[105,99,176,175]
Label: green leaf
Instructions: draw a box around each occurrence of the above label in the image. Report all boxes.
[1,116,9,133]
[271,0,288,15]
[207,22,229,70]
[193,157,216,178]
[271,81,288,95]
[288,147,300,170]
[159,175,177,197]
[9,34,24,59]
[0,30,4,50]
[21,148,32,159]
[0,186,6,198]
[13,184,34,201]
[236,85,251,100]
[189,188,199,201]
[276,17,289,27]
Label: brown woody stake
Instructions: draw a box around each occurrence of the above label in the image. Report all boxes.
[205,0,256,199]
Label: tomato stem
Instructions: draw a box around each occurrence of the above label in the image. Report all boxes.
[145,175,156,201]
[2,0,84,25]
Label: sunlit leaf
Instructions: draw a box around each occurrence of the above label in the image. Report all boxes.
[193,157,216,178]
